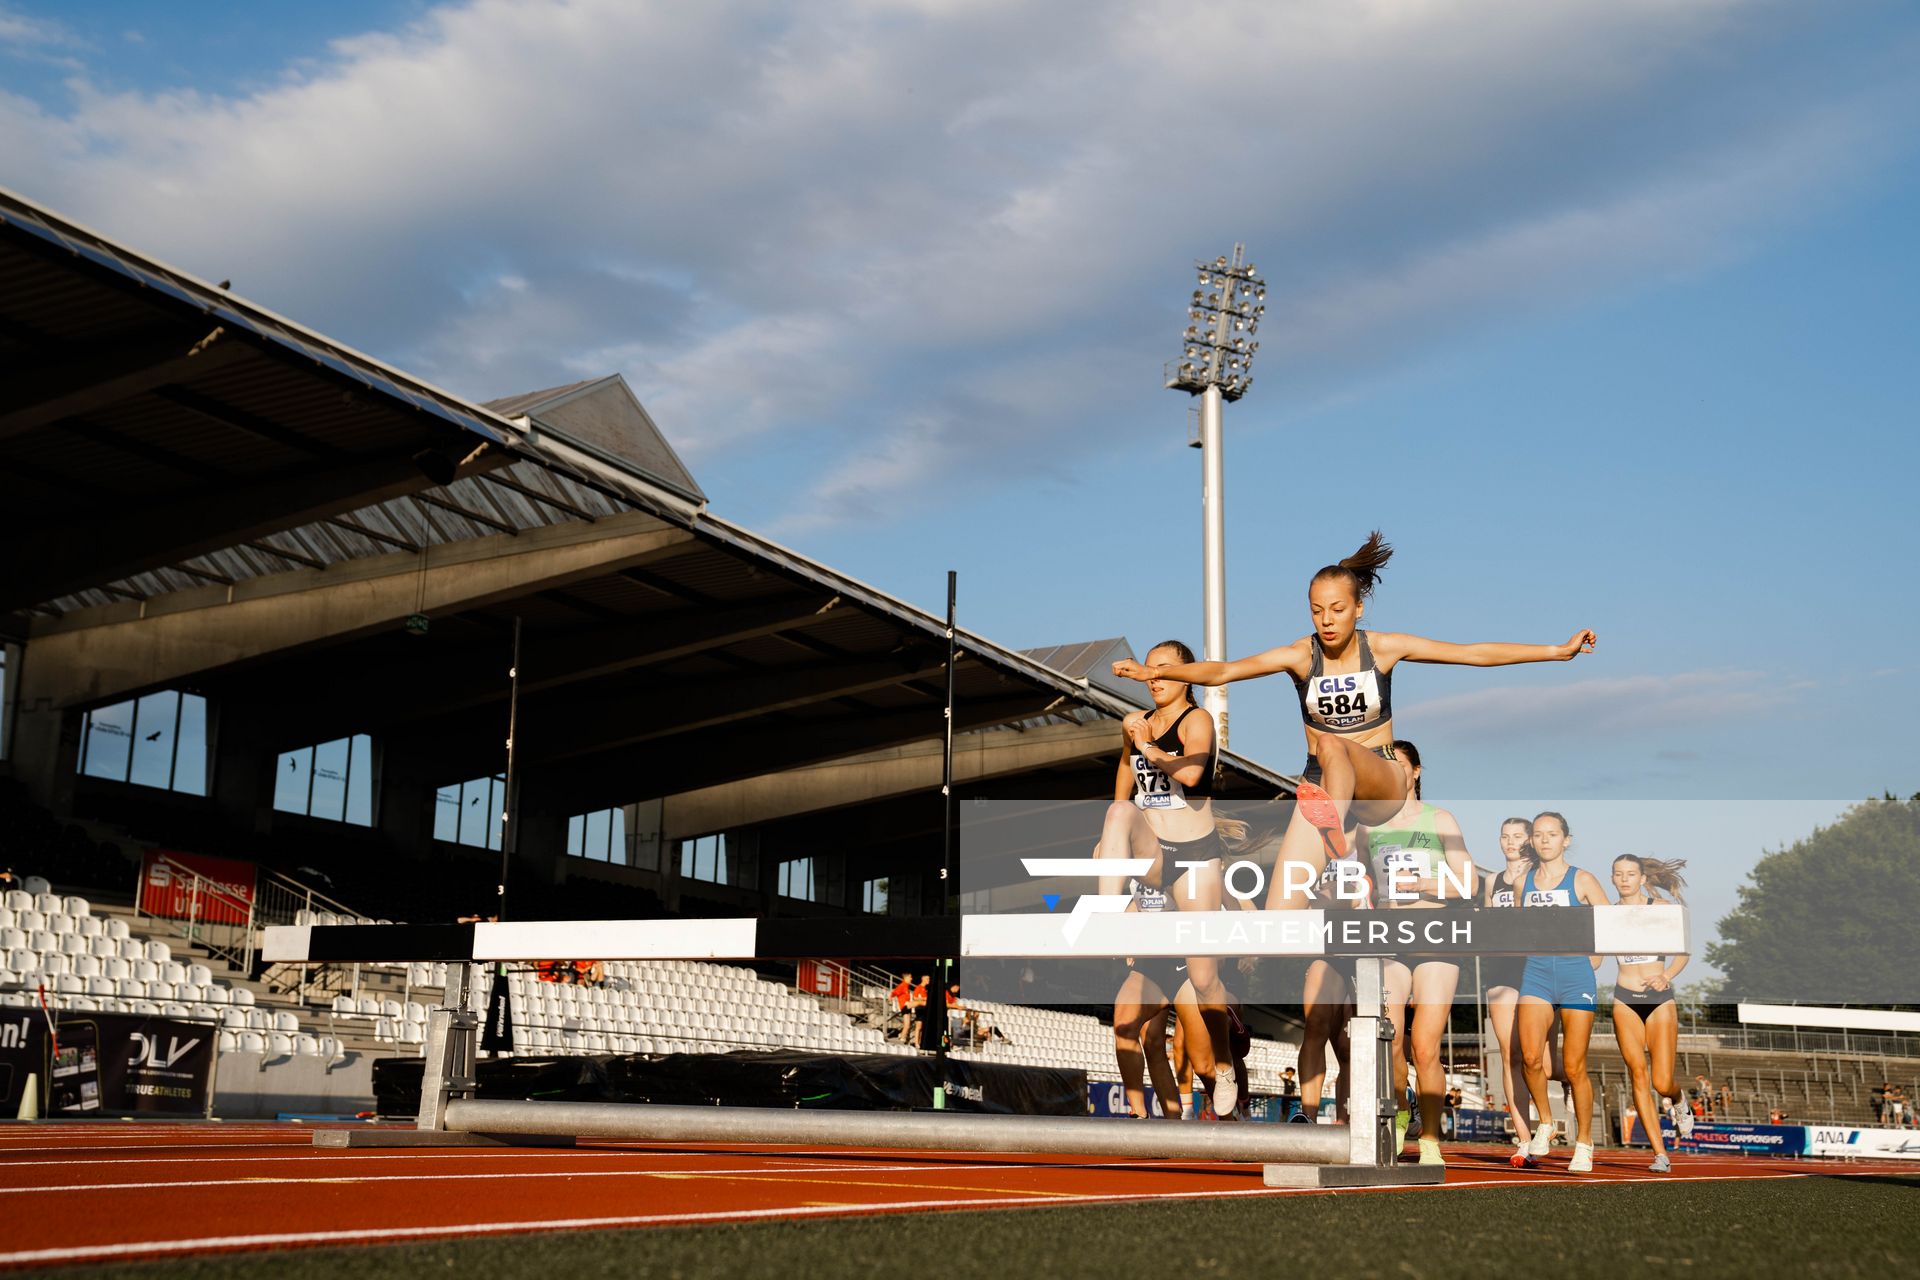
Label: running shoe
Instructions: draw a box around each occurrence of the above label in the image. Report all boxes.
[1394,1108,1411,1151]
[1287,1112,1310,1124]
[1293,780,1348,860]
[1211,1064,1239,1118]
[1676,1111,1695,1139]
[1649,1153,1671,1174]
[1417,1137,1445,1167]
[1509,1141,1538,1170]
[1527,1120,1554,1159]
[1569,1142,1594,1174]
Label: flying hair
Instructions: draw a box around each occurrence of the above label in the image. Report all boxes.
[1312,530,1394,602]
[1614,854,1689,903]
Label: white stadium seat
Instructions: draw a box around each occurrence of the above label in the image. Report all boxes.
[240,1032,266,1053]
[3,891,29,912]
[77,917,103,939]
[229,987,254,1006]
[47,914,74,936]
[220,1009,246,1030]
[89,936,116,958]
[105,919,130,941]
[64,896,90,917]
[34,893,62,915]
[268,1033,294,1056]
[273,1011,300,1034]
[217,1031,240,1053]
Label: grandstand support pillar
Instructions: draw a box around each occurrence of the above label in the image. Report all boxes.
[1263,955,1441,1187]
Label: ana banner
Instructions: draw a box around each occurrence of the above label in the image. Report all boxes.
[1803,1126,1920,1161]
[139,849,257,926]
[0,1010,216,1117]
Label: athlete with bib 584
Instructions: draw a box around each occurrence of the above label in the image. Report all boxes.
[1111,531,1596,895]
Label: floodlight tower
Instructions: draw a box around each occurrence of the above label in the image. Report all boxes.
[1166,245,1264,748]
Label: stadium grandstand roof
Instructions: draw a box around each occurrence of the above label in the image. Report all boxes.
[2,183,1296,805]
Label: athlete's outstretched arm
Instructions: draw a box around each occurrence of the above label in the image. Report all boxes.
[1112,640,1307,688]
[1125,708,1215,789]
[1376,629,1596,669]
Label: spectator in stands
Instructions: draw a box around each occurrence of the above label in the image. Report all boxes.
[1890,1085,1909,1128]
[1280,1066,1299,1112]
[889,974,913,1041]
[1715,1080,1732,1114]
[1873,1083,1888,1125]
[1769,1108,1788,1125]
[901,974,930,1049]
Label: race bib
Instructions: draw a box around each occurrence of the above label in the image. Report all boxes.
[1131,753,1186,810]
[1489,887,1515,908]
[1619,954,1662,966]
[1131,880,1168,913]
[1306,670,1381,730]
[1523,888,1571,907]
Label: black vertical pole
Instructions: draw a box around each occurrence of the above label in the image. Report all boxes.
[933,571,957,1108]
[497,616,523,923]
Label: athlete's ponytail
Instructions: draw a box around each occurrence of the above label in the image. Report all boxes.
[1614,854,1688,903]
[1312,530,1394,602]
[1147,639,1201,708]
[1391,739,1422,800]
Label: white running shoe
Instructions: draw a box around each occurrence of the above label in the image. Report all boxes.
[1569,1142,1594,1173]
[1676,1111,1695,1139]
[1649,1153,1671,1174]
[1210,1064,1239,1118]
[1417,1137,1445,1167]
[1528,1120,1554,1158]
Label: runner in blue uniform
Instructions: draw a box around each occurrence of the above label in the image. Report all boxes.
[1512,811,1609,1174]
[1110,532,1595,905]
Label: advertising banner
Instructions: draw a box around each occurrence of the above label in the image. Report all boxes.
[795,959,849,998]
[139,849,257,925]
[0,1010,216,1117]
[1448,1107,1510,1142]
[1622,1114,1807,1156]
[1803,1126,1920,1161]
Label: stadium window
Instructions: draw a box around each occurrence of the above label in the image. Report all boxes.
[75,689,211,796]
[566,806,628,864]
[779,856,817,903]
[678,833,728,885]
[434,774,505,850]
[274,734,375,826]
[862,877,889,915]
[0,643,15,760]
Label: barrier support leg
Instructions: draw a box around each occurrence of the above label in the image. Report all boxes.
[316,963,573,1149]
[1263,955,1443,1186]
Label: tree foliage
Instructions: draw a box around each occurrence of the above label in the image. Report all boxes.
[1708,794,1920,1003]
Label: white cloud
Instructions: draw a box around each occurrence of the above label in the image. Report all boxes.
[0,0,1908,531]
[1402,670,1790,740]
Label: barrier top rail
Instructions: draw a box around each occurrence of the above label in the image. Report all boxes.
[261,904,1686,964]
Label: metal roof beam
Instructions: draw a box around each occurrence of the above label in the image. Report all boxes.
[152,385,346,458]
[0,328,251,439]
[529,650,957,763]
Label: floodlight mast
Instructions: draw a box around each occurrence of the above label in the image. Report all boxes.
[1165,245,1265,749]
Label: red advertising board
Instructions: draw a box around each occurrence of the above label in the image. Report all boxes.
[796,959,849,998]
[139,850,257,925]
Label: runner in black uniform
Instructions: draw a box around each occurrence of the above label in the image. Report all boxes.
[1484,816,1546,1167]
[1110,532,1595,907]
[1611,854,1690,1172]
[1096,641,1241,1118]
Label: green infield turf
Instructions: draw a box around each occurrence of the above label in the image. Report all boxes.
[61,1171,1920,1280]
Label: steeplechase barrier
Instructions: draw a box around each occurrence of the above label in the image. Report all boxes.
[263,906,1687,1187]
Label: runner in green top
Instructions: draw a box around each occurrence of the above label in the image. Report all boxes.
[1355,740,1475,1167]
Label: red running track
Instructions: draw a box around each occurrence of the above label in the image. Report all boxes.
[0,1122,1911,1269]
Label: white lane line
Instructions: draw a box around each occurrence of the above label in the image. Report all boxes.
[5,1162,1914,1265]
[0,1162,1032,1195]
[0,1186,1311,1265]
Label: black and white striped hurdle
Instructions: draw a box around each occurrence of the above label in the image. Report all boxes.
[265,906,1688,1187]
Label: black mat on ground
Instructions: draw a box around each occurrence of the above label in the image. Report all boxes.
[373,1050,1086,1120]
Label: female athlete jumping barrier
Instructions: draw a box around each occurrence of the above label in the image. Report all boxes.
[1111,532,1594,901]
[1512,811,1608,1174]
[1356,741,1474,1167]
[1611,854,1690,1173]
[1096,641,1242,1118]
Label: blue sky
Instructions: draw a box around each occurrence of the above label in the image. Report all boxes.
[4,1,1916,962]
